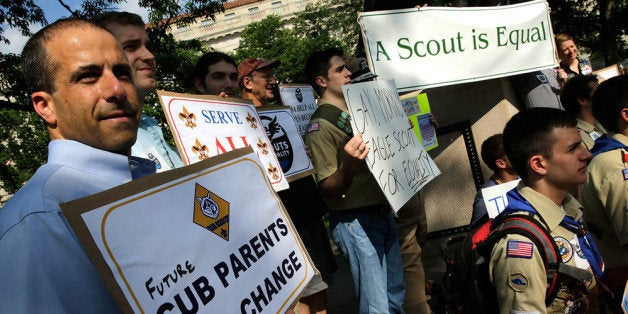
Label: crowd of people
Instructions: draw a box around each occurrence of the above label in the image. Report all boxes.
[0,9,626,314]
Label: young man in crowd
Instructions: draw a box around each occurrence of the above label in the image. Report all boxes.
[560,74,606,150]
[94,12,183,172]
[193,51,239,97]
[579,74,628,297]
[0,18,155,312]
[304,48,405,313]
[492,107,604,312]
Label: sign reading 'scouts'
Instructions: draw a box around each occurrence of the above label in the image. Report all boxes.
[359,0,556,91]
[343,79,440,212]
[61,148,315,313]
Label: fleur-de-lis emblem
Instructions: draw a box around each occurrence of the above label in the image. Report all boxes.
[178,106,197,128]
[246,112,258,129]
[257,138,269,155]
[191,138,209,160]
[267,163,279,180]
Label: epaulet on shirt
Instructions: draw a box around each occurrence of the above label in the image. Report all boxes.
[307,104,353,136]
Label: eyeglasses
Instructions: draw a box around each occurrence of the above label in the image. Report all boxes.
[251,72,276,82]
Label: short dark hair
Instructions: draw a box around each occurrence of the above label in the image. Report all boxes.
[21,18,103,93]
[93,11,145,29]
[503,108,576,181]
[560,74,599,116]
[304,47,344,95]
[194,51,237,81]
[481,134,505,172]
[592,74,628,133]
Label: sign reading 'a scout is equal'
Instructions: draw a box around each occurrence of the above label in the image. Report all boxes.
[342,79,440,212]
[359,0,556,91]
[158,91,289,191]
[279,85,318,135]
[257,106,315,181]
[61,148,315,313]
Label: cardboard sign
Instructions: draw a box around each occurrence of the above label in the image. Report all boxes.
[158,91,289,192]
[482,179,521,218]
[61,147,316,313]
[400,90,438,151]
[279,85,318,135]
[342,79,440,212]
[358,0,556,91]
[257,106,315,181]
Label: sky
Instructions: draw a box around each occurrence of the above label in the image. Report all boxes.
[0,0,150,54]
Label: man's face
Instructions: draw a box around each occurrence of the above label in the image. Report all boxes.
[243,67,276,105]
[105,23,156,98]
[322,55,352,97]
[38,26,141,155]
[542,127,592,190]
[197,60,239,97]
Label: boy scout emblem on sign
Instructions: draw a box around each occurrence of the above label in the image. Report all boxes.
[194,183,230,241]
[178,106,197,128]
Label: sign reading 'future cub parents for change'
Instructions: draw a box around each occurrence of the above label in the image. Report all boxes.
[359,0,556,91]
[61,148,316,313]
[158,90,289,192]
[343,79,440,212]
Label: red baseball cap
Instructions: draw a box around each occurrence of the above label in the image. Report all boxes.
[238,58,281,82]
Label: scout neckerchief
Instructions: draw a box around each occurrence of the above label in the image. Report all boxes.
[310,104,353,136]
[589,135,628,180]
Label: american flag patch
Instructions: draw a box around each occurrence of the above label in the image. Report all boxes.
[506,240,534,259]
[307,122,320,133]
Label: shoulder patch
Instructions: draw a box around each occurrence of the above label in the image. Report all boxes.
[554,236,573,262]
[506,240,534,259]
[307,122,320,133]
[508,273,528,292]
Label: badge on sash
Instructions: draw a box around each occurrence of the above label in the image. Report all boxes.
[554,236,573,262]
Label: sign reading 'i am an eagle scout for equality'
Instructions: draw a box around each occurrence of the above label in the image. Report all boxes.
[158,90,289,192]
[358,0,557,92]
[343,79,440,212]
[61,147,316,313]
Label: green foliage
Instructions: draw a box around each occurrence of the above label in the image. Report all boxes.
[0,0,46,45]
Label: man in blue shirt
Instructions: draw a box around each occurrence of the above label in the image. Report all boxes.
[0,18,155,312]
[95,12,183,172]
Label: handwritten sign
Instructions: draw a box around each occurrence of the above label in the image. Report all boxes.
[342,79,440,212]
[257,106,315,181]
[158,91,289,192]
[61,148,316,313]
[400,90,438,151]
[279,85,318,135]
[359,0,556,91]
[482,179,521,218]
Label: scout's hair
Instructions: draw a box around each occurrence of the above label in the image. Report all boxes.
[560,74,599,117]
[304,47,344,95]
[592,74,628,133]
[503,108,576,181]
[93,11,145,28]
[21,18,104,93]
[193,51,237,87]
[481,134,506,172]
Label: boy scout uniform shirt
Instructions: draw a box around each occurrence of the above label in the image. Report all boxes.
[576,119,607,151]
[579,132,628,267]
[489,184,597,314]
[304,100,387,211]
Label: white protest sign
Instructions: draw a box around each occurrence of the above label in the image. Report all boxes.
[158,91,289,191]
[62,148,315,313]
[279,85,318,135]
[257,106,315,181]
[359,0,556,92]
[343,79,440,212]
[482,179,521,218]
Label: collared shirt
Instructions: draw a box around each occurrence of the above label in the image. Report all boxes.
[576,119,607,150]
[0,140,156,313]
[132,114,183,172]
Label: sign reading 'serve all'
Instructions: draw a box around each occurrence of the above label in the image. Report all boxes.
[158,90,289,192]
[61,147,316,313]
[359,0,556,92]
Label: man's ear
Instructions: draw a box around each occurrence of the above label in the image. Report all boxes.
[528,154,548,176]
[242,76,254,90]
[315,76,327,89]
[576,97,588,107]
[193,77,206,94]
[495,158,507,170]
[619,108,628,124]
[32,91,57,126]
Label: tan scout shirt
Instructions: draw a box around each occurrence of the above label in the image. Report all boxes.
[489,184,597,314]
[304,100,387,211]
[579,132,628,267]
[576,119,607,151]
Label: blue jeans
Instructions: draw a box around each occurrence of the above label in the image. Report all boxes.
[330,210,405,314]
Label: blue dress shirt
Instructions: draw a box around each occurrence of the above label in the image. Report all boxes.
[132,114,183,172]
